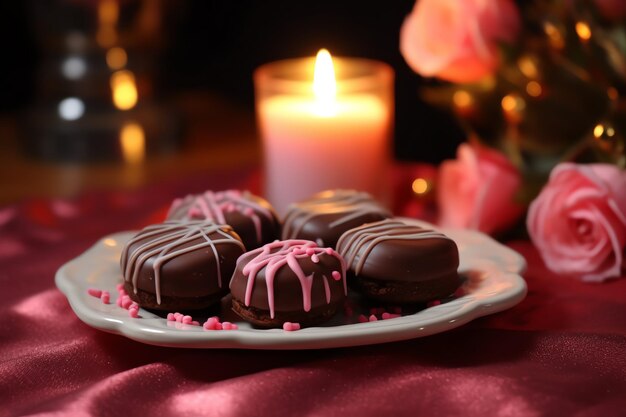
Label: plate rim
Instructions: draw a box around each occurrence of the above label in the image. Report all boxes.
[55,220,527,350]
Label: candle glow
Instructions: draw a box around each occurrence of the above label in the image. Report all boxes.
[255,50,393,215]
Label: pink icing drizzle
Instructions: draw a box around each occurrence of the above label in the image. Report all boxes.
[168,190,276,245]
[238,240,347,319]
[121,221,244,304]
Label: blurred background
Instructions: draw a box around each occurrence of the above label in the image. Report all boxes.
[0,0,464,205]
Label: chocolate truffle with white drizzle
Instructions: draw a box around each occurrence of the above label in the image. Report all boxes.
[230,240,347,328]
[120,221,246,311]
[337,219,460,303]
[282,189,391,249]
[167,190,280,250]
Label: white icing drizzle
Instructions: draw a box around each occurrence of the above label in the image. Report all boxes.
[167,190,276,245]
[336,219,451,275]
[235,240,347,319]
[282,190,391,240]
[120,221,245,304]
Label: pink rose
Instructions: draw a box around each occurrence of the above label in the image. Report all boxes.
[527,163,626,282]
[400,0,520,83]
[438,143,523,234]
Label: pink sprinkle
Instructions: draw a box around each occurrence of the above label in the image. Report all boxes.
[293,248,305,255]
[369,315,378,322]
[231,323,238,330]
[311,254,319,263]
[331,271,341,281]
[121,296,132,309]
[182,315,193,324]
[116,297,123,307]
[203,317,221,330]
[100,291,110,304]
[167,313,175,321]
[222,322,233,330]
[382,313,401,320]
[191,321,200,326]
[129,308,139,318]
[87,288,102,298]
[427,300,442,307]
[129,302,138,310]
[306,248,315,256]
[116,283,124,292]
[358,314,368,323]
[283,322,301,331]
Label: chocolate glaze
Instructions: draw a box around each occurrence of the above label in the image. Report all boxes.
[120,221,245,310]
[229,240,347,327]
[282,189,391,249]
[337,219,460,303]
[167,190,280,250]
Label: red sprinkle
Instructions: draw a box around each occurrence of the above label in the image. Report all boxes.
[100,291,110,304]
[121,296,133,309]
[331,271,341,281]
[358,314,368,323]
[87,288,102,298]
[369,315,378,322]
[382,312,401,320]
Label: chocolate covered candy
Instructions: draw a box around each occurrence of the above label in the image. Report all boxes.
[337,219,460,303]
[120,221,245,311]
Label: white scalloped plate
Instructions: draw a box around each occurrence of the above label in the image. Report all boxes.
[55,219,527,349]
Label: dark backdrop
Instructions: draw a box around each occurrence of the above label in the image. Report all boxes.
[0,0,464,163]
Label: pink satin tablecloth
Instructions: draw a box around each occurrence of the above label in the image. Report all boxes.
[1,169,625,417]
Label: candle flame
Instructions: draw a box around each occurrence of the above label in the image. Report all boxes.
[313,49,337,115]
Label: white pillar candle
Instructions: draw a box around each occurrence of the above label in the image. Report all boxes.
[255,50,393,216]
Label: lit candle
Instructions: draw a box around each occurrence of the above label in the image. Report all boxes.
[255,49,393,216]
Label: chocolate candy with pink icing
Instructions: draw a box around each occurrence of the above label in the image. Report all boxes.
[229,240,347,328]
[167,190,280,250]
[120,221,245,311]
[337,219,460,304]
[282,189,391,249]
